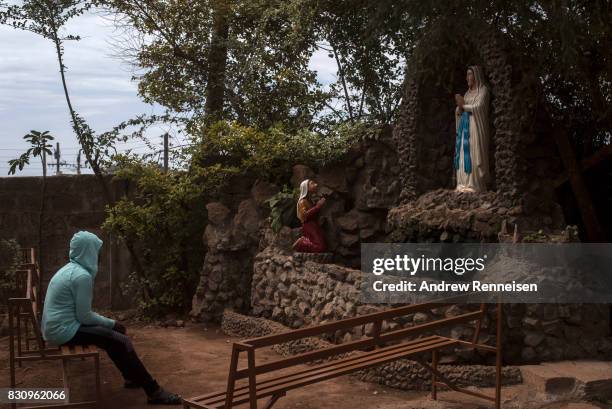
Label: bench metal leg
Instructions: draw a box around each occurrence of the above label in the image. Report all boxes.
[24,316,31,352]
[431,350,438,400]
[262,392,284,409]
[417,358,496,403]
[495,303,503,409]
[9,304,17,409]
[247,348,257,409]
[62,359,70,404]
[94,354,101,408]
[225,345,240,409]
[16,312,22,368]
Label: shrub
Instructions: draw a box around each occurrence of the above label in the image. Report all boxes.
[103,159,206,317]
[189,121,357,191]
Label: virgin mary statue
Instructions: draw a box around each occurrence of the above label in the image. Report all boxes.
[454,65,490,192]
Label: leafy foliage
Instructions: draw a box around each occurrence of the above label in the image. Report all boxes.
[188,120,357,193]
[103,159,206,316]
[267,187,299,232]
[100,0,328,130]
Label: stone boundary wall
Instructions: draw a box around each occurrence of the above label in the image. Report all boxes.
[222,309,522,391]
[250,247,612,364]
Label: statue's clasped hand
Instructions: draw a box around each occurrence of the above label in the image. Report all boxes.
[454,93,465,109]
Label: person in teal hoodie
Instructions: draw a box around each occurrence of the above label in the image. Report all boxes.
[42,231,181,405]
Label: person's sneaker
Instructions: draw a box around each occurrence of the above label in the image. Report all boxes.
[147,387,181,405]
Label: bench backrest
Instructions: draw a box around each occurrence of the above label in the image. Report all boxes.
[9,267,46,356]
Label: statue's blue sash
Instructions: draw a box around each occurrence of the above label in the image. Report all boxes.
[454,111,472,174]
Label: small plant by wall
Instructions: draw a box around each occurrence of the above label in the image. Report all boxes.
[0,238,20,309]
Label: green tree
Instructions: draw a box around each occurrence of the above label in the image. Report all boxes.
[99,0,328,131]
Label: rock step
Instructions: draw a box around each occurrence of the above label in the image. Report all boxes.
[520,360,612,401]
[293,251,334,264]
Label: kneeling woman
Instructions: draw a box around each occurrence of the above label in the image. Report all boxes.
[293,179,327,253]
[42,231,181,405]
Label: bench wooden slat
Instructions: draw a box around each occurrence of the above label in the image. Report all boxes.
[59,344,97,356]
[248,339,458,406]
[205,337,449,405]
[198,338,457,408]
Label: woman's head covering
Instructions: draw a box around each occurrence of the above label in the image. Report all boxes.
[468,65,486,90]
[297,179,310,218]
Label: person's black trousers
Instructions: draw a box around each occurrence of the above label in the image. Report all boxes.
[67,325,159,394]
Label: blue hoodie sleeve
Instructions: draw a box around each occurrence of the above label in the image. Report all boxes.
[73,274,115,328]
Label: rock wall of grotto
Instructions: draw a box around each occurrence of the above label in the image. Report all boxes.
[392,23,565,236]
[191,135,400,321]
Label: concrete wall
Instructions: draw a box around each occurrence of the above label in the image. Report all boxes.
[0,175,133,309]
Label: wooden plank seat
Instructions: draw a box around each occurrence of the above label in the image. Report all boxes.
[60,344,100,357]
[8,267,101,409]
[183,299,503,409]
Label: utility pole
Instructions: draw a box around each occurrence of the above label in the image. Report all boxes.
[163,133,169,172]
[54,142,61,175]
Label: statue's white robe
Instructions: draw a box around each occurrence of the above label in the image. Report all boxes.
[455,85,490,192]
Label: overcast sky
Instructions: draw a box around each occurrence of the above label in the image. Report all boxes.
[0,11,337,176]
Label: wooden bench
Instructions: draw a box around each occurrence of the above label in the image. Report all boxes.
[183,301,502,409]
[8,267,101,409]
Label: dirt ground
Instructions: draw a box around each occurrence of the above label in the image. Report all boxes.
[1,323,609,409]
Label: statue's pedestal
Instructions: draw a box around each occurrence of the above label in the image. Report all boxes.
[388,189,513,242]
[388,188,568,243]
[293,252,334,264]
